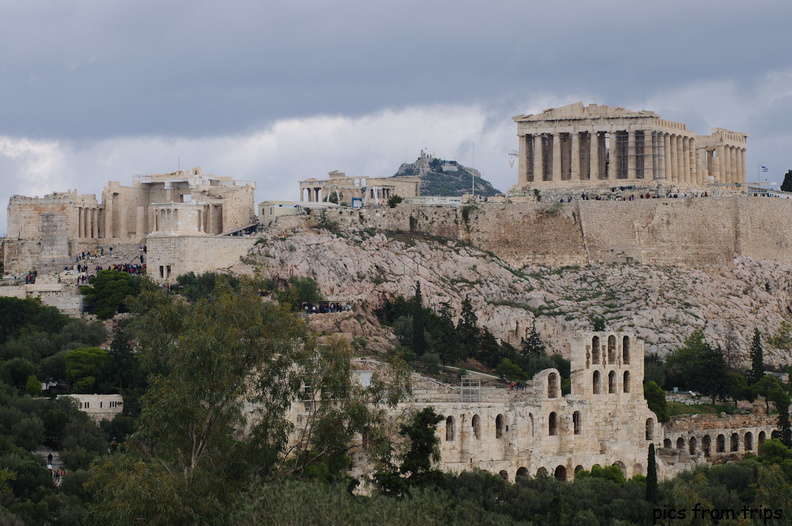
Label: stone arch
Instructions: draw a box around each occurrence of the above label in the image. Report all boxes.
[623,371,630,393]
[547,372,559,398]
[702,435,711,457]
[633,463,643,476]
[607,335,616,363]
[549,412,558,436]
[554,465,567,481]
[612,461,626,476]
[472,414,481,440]
[716,434,725,453]
[731,433,739,452]
[499,470,509,480]
[745,432,754,451]
[536,467,548,478]
[689,437,697,455]
[446,416,455,442]
[574,465,584,475]
[608,370,616,393]
[516,467,529,479]
[622,336,630,364]
[759,431,767,448]
[496,414,505,439]
[645,418,654,440]
[676,437,685,450]
[663,438,672,448]
[592,336,601,364]
[593,371,602,394]
[573,411,582,435]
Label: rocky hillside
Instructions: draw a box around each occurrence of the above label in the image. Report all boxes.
[233,225,792,368]
[393,153,501,196]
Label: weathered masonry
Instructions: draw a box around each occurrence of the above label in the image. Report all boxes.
[299,170,420,206]
[401,332,660,481]
[4,167,256,274]
[512,102,748,191]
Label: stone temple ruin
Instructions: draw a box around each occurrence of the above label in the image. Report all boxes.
[511,102,748,192]
[334,332,776,482]
[3,167,256,275]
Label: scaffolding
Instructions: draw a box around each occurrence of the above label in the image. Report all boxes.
[460,375,481,403]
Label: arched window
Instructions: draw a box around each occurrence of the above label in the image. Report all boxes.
[716,434,725,453]
[607,335,616,363]
[554,465,567,481]
[592,336,601,364]
[573,411,581,435]
[622,336,630,364]
[608,371,616,394]
[549,412,558,436]
[663,439,672,448]
[689,437,697,455]
[547,372,559,398]
[702,435,711,457]
[496,414,505,439]
[745,432,754,451]
[676,437,685,450]
[759,431,767,448]
[516,467,528,479]
[645,418,654,440]
[472,414,481,440]
[446,416,455,442]
[731,433,739,452]
[623,371,630,393]
[593,371,602,394]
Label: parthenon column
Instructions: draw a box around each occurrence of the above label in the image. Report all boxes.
[627,131,636,180]
[518,136,528,185]
[740,149,747,183]
[571,132,580,180]
[716,145,726,184]
[533,135,544,184]
[645,131,654,180]
[608,132,617,180]
[677,136,685,185]
[589,131,599,181]
[552,133,562,182]
[682,137,690,185]
[669,136,677,183]
[663,134,671,182]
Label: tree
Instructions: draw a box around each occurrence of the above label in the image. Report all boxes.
[749,327,765,385]
[81,270,141,320]
[643,381,669,422]
[496,358,528,383]
[781,169,792,192]
[65,347,109,393]
[387,194,403,208]
[411,282,427,356]
[520,321,546,360]
[457,295,479,358]
[87,278,409,523]
[646,444,658,502]
[666,330,728,402]
[753,375,785,415]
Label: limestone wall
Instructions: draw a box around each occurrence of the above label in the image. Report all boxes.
[146,235,256,282]
[300,197,792,270]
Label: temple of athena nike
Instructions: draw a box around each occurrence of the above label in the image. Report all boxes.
[511,102,748,192]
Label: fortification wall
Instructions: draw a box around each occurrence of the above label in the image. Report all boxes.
[304,197,792,269]
[147,235,256,281]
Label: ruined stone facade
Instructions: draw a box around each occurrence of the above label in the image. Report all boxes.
[512,102,748,192]
[3,167,256,274]
[299,170,420,206]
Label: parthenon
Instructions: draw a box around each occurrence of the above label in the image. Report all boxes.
[512,102,748,191]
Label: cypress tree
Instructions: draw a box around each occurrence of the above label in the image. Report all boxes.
[646,443,658,502]
[750,328,764,385]
[412,281,427,355]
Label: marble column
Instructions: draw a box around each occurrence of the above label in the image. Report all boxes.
[682,137,690,186]
[552,133,562,182]
[571,132,580,181]
[590,131,599,180]
[533,135,544,184]
[645,131,654,180]
[627,131,636,180]
[608,131,617,180]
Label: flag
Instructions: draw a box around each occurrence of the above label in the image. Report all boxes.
[761,165,769,172]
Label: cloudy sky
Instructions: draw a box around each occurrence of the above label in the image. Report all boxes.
[2,0,791,235]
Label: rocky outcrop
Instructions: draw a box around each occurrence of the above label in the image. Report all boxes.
[235,226,792,366]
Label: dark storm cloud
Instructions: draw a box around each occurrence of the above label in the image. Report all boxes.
[1,1,792,235]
